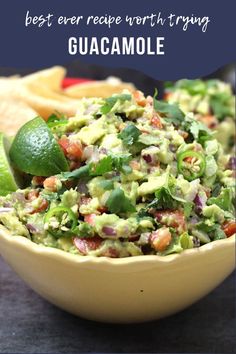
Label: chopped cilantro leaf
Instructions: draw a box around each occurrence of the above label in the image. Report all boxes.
[90,156,113,176]
[58,165,90,181]
[153,98,185,126]
[183,202,193,218]
[138,187,178,214]
[100,94,131,114]
[207,188,234,212]
[189,120,211,141]
[57,154,132,182]
[40,192,59,202]
[154,187,179,210]
[182,116,212,144]
[213,226,226,240]
[72,222,95,238]
[110,153,132,175]
[118,124,141,146]
[137,176,191,216]
[211,182,222,197]
[47,112,68,128]
[99,180,114,190]
[196,222,226,241]
[176,79,207,96]
[210,92,234,120]
[106,188,136,214]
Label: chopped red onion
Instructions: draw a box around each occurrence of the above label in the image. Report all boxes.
[99,147,108,155]
[90,150,100,163]
[138,233,151,246]
[128,234,139,241]
[3,202,12,208]
[102,226,117,236]
[169,144,176,152]
[0,207,14,213]
[26,223,38,233]
[12,192,26,203]
[228,157,236,170]
[194,192,207,213]
[73,238,87,254]
[102,247,119,258]
[189,216,199,224]
[77,180,88,194]
[82,146,94,160]
[143,154,152,164]
[73,237,103,255]
[185,179,200,202]
[193,236,201,247]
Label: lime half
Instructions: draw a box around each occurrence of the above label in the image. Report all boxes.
[9,117,69,177]
[0,133,21,196]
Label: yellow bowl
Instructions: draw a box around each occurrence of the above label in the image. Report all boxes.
[0,224,235,323]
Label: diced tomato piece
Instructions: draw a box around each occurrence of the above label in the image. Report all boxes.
[164,92,173,101]
[84,213,97,226]
[133,90,147,107]
[222,221,236,237]
[73,237,103,255]
[67,141,83,160]
[199,115,218,129]
[58,137,83,161]
[27,190,39,201]
[30,199,49,214]
[154,210,186,234]
[97,206,108,214]
[151,115,162,129]
[43,176,58,192]
[58,137,70,155]
[129,160,140,170]
[32,176,45,186]
[178,130,189,140]
[150,227,172,252]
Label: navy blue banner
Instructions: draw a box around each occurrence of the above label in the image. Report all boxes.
[0,0,235,79]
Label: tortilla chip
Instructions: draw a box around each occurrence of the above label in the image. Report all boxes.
[21,66,66,92]
[0,71,81,120]
[0,98,37,136]
[0,68,136,130]
[64,76,135,98]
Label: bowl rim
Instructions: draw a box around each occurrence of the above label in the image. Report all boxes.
[0,224,235,267]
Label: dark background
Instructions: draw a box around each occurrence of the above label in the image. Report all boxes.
[0,62,235,353]
[0,61,235,97]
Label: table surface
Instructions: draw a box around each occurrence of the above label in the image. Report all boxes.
[0,256,235,354]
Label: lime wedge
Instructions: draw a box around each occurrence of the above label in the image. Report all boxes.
[0,133,20,196]
[9,117,69,177]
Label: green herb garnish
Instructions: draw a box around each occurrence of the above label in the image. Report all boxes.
[106,188,136,214]
[118,124,141,146]
[100,94,132,114]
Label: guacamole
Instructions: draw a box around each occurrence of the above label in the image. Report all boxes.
[0,89,235,257]
[164,79,235,153]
